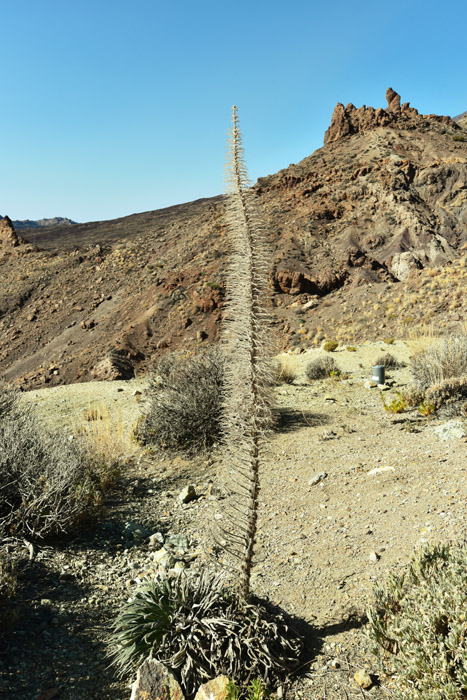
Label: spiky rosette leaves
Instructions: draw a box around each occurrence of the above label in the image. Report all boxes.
[109,572,303,699]
[218,106,275,597]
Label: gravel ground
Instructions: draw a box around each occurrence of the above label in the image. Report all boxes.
[1,341,466,700]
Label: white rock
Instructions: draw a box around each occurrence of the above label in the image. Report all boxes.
[152,548,175,569]
[434,420,467,441]
[308,472,327,486]
[367,466,395,476]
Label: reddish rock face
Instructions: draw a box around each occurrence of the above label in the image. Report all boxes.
[0,216,20,250]
[323,88,454,144]
[386,87,401,112]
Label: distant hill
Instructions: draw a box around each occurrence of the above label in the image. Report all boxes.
[0,216,77,230]
[453,111,467,122]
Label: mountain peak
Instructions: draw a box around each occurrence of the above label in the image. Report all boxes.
[324,87,457,145]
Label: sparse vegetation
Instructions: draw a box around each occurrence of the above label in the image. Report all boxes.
[0,381,97,539]
[136,348,225,453]
[411,335,467,389]
[75,402,130,490]
[305,355,339,381]
[275,356,298,384]
[367,541,467,700]
[226,677,272,700]
[426,375,467,416]
[411,335,467,414]
[109,572,302,699]
[381,392,407,414]
[373,353,405,370]
[323,340,338,352]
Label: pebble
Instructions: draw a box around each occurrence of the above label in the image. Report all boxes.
[308,472,327,486]
[353,669,373,688]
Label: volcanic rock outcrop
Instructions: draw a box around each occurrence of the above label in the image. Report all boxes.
[0,216,36,259]
[1,89,466,388]
[324,88,456,144]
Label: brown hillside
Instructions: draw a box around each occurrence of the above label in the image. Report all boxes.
[1,88,466,389]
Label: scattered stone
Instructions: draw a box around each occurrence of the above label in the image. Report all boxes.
[152,548,176,569]
[353,668,373,689]
[165,534,189,552]
[130,658,184,700]
[369,552,381,563]
[367,466,395,476]
[194,675,229,700]
[364,379,378,389]
[178,485,197,503]
[124,521,150,542]
[148,532,165,549]
[308,472,327,486]
[434,420,467,441]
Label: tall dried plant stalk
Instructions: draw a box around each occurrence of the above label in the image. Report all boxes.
[219,106,274,598]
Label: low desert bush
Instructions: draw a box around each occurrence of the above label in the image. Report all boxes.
[305,355,339,381]
[322,340,338,352]
[381,393,407,414]
[373,353,405,370]
[367,541,467,700]
[0,381,97,539]
[75,403,129,490]
[109,572,302,699]
[137,348,224,453]
[275,356,298,384]
[425,375,467,416]
[411,335,467,390]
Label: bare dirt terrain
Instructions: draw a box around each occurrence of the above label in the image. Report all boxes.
[2,341,466,700]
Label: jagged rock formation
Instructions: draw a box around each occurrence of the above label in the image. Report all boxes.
[0,216,36,259]
[324,88,456,144]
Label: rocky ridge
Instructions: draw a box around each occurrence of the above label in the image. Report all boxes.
[1,89,466,389]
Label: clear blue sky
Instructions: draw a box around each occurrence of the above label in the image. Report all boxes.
[2,0,466,223]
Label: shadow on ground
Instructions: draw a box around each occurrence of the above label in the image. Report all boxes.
[274,407,330,433]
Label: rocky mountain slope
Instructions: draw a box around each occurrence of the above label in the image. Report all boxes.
[1,88,466,389]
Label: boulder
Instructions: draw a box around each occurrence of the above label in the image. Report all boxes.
[194,676,230,700]
[130,659,184,700]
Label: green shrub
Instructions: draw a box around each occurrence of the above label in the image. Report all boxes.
[323,340,338,352]
[0,381,97,539]
[226,678,271,700]
[305,355,339,381]
[137,348,225,453]
[367,541,467,700]
[411,335,467,390]
[381,393,407,414]
[109,572,302,699]
[453,134,466,142]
